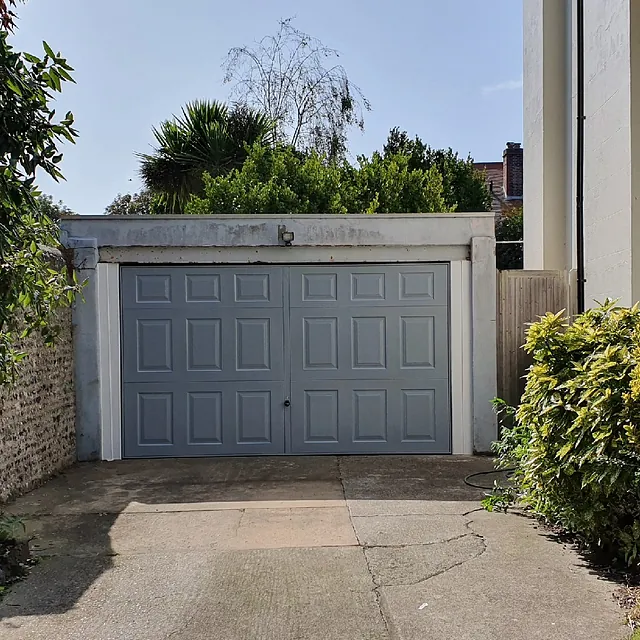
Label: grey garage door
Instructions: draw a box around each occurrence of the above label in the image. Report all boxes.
[121,264,450,458]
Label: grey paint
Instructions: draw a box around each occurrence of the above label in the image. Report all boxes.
[121,264,450,457]
[289,265,450,454]
[121,267,286,457]
[60,214,496,459]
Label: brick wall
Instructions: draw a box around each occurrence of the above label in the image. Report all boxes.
[503,142,523,198]
[0,306,76,503]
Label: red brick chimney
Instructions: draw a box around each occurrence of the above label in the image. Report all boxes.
[503,142,523,199]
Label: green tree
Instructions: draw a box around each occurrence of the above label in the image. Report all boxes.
[223,18,370,160]
[138,100,275,214]
[186,144,447,215]
[0,26,81,383]
[495,206,523,270]
[383,128,491,212]
[35,193,74,220]
[105,190,160,216]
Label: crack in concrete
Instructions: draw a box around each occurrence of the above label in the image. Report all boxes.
[371,535,487,588]
[352,512,478,518]
[336,459,490,635]
[337,457,393,640]
[361,532,472,550]
[365,514,489,591]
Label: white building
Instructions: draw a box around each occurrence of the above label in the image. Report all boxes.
[524,0,640,308]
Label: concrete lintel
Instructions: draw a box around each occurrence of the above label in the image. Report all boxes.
[60,214,495,251]
[99,244,469,264]
[471,236,498,452]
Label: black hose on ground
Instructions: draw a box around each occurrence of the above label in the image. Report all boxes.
[463,469,516,490]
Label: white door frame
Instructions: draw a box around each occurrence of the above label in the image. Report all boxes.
[97,263,122,461]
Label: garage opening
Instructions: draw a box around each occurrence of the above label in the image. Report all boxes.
[121,263,451,457]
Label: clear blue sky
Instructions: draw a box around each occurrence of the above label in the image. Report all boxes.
[10,0,523,214]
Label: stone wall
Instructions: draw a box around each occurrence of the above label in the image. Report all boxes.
[0,306,76,503]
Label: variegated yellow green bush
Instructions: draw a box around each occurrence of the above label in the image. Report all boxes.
[490,301,640,567]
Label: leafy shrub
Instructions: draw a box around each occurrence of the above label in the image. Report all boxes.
[490,301,640,567]
[383,127,491,212]
[185,144,448,215]
[0,513,25,542]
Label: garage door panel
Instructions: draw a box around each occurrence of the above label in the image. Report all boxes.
[185,272,221,303]
[290,380,450,454]
[301,316,339,371]
[290,307,448,381]
[121,268,180,310]
[290,265,449,307]
[122,308,284,383]
[300,389,340,443]
[187,390,223,444]
[352,316,387,369]
[122,267,284,310]
[223,268,283,309]
[186,318,222,372]
[227,310,284,380]
[122,264,451,457]
[136,318,173,373]
[123,385,177,457]
[122,311,184,383]
[353,389,388,442]
[124,382,285,457]
[396,380,451,450]
[395,308,448,374]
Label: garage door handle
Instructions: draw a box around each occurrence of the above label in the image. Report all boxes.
[283,399,291,408]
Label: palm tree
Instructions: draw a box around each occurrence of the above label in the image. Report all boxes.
[138,100,275,214]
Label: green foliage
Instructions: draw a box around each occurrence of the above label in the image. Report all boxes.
[105,190,162,216]
[34,194,74,220]
[481,484,518,513]
[489,302,640,567]
[383,128,491,212]
[0,29,81,384]
[0,513,25,542]
[186,144,448,215]
[495,206,523,270]
[138,100,275,214]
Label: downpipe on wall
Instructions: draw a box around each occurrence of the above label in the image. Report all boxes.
[576,0,586,313]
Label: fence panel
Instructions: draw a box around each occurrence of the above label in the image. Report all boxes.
[497,270,575,406]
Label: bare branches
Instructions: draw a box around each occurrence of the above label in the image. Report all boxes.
[222,18,370,159]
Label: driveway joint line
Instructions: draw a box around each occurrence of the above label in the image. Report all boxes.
[234,508,246,538]
[337,457,393,639]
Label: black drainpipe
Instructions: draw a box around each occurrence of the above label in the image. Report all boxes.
[576,0,586,313]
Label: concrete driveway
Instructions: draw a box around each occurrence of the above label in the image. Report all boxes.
[0,457,626,640]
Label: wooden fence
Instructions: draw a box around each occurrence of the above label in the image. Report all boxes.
[497,270,576,406]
